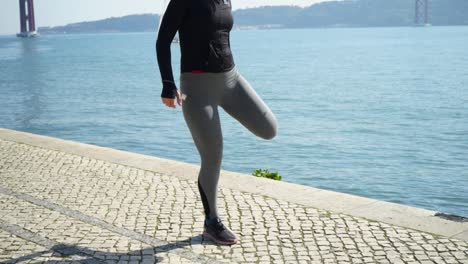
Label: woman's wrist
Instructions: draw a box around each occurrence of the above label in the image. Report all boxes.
[161,80,178,98]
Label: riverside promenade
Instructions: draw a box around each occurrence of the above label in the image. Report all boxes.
[0,128,467,264]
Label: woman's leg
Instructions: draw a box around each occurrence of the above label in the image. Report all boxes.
[182,99,238,244]
[220,72,278,140]
[180,77,223,220]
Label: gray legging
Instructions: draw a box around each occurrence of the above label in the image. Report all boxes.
[180,66,278,220]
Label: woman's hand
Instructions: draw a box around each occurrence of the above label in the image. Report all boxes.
[161,90,182,108]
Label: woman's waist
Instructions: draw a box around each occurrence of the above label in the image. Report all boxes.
[180,59,235,75]
[179,65,239,94]
[181,64,236,77]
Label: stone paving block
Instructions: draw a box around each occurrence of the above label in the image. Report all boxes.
[0,229,93,263]
[1,139,468,263]
[0,193,205,263]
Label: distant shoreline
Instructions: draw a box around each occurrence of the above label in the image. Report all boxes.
[4,24,468,37]
[32,0,468,35]
[3,0,467,36]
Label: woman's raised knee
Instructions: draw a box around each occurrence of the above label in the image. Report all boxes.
[257,119,277,140]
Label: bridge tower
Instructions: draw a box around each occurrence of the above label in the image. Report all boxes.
[17,0,38,37]
[414,0,430,26]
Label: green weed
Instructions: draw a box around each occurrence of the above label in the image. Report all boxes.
[252,169,282,181]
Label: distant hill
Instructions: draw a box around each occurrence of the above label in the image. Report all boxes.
[286,0,468,28]
[234,6,302,27]
[38,0,468,34]
[39,14,159,34]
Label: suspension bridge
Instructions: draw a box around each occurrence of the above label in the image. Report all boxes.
[16,0,432,38]
[17,0,37,37]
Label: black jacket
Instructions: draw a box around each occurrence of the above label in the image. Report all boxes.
[156,0,236,98]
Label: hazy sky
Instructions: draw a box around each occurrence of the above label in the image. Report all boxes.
[0,0,328,35]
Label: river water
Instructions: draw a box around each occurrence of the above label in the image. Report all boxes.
[1,26,467,217]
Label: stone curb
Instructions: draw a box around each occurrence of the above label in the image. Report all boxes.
[0,186,223,264]
[1,127,467,242]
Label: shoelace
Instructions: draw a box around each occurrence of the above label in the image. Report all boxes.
[207,218,227,233]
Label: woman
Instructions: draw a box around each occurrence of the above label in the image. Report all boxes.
[156,0,278,245]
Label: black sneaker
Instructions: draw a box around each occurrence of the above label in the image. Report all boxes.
[202,217,239,245]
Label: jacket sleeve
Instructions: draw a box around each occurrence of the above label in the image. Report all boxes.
[156,0,188,99]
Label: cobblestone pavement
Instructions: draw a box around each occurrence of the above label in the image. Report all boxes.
[0,139,467,264]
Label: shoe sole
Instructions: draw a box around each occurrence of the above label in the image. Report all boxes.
[202,231,239,245]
